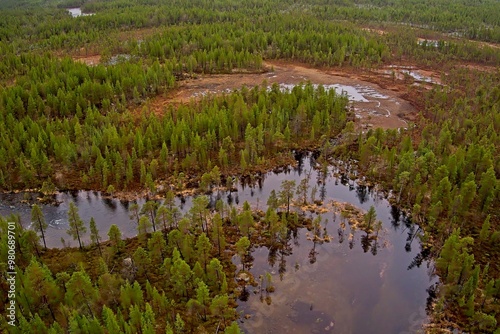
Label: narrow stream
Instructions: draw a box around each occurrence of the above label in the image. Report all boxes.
[0,153,436,333]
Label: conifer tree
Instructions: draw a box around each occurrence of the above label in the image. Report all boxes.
[89,217,102,256]
[31,204,48,249]
[108,224,124,253]
[235,236,251,271]
[67,202,86,249]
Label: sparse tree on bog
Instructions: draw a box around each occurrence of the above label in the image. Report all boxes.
[31,204,48,249]
[278,180,296,214]
[89,217,102,256]
[364,206,377,231]
[235,236,251,271]
[67,202,87,250]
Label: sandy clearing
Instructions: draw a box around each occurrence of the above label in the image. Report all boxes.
[142,61,419,130]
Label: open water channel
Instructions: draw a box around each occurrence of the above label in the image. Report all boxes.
[0,153,437,333]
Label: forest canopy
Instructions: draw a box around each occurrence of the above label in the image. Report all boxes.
[0,0,499,333]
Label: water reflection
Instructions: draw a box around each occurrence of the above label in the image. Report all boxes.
[355,184,369,204]
[0,153,436,333]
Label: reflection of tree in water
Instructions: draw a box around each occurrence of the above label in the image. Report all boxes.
[296,152,305,176]
[239,285,250,302]
[405,225,422,253]
[355,184,369,204]
[268,246,277,268]
[69,189,79,201]
[338,227,345,243]
[319,181,327,202]
[278,230,293,280]
[279,250,288,279]
[266,227,294,279]
[309,241,318,264]
[390,205,401,230]
[102,197,117,211]
[361,232,372,253]
[426,283,438,313]
[119,199,129,210]
[407,246,431,270]
[244,253,255,271]
[371,238,379,256]
[316,163,328,202]
[292,228,300,247]
[340,173,349,187]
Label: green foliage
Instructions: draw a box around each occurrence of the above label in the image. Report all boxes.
[67,202,86,249]
[1,0,499,332]
[65,270,98,317]
[31,204,48,249]
[235,236,251,271]
[108,224,124,252]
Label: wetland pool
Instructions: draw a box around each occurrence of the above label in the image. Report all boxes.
[0,153,437,333]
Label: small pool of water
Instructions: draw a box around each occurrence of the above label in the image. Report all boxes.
[401,70,434,83]
[67,8,94,18]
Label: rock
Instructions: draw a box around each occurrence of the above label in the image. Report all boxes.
[121,258,137,281]
[123,257,133,267]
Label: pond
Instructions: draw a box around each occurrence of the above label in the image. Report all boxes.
[0,153,437,333]
[67,8,94,18]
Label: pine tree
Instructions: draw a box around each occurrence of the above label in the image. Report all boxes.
[133,247,152,281]
[478,167,496,211]
[141,303,156,334]
[267,190,279,210]
[138,216,152,244]
[102,306,121,334]
[89,217,102,256]
[65,271,97,317]
[211,213,226,257]
[171,257,193,299]
[31,204,48,249]
[190,195,210,233]
[67,202,86,249]
[148,231,167,264]
[238,208,254,237]
[23,258,62,322]
[108,224,124,253]
[174,313,185,333]
[479,215,491,243]
[296,177,310,205]
[364,206,377,231]
[141,201,159,232]
[278,180,296,214]
[195,233,212,273]
[195,281,211,321]
[129,203,141,226]
[207,258,224,292]
[224,321,242,334]
[235,236,251,271]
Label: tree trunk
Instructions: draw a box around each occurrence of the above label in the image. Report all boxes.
[76,226,82,249]
[39,219,47,249]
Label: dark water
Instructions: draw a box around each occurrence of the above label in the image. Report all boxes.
[0,153,436,333]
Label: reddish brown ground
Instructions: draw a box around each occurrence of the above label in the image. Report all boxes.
[73,54,101,66]
[140,61,426,130]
